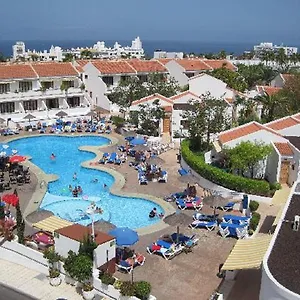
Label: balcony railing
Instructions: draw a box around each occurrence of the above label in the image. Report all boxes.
[0,87,84,101]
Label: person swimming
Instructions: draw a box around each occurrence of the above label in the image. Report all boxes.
[91,178,98,183]
[77,186,83,194]
[103,183,108,190]
[50,153,56,160]
[73,172,77,180]
[68,184,72,191]
[149,207,164,219]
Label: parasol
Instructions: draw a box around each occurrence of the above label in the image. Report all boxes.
[55,111,68,118]
[1,194,19,207]
[9,155,26,163]
[23,114,36,123]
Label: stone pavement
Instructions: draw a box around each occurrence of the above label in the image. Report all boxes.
[0,259,105,300]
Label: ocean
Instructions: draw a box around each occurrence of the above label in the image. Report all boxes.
[0,39,261,57]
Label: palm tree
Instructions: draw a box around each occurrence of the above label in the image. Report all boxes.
[63,53,74,62]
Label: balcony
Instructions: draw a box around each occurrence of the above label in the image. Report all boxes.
[0,88,84,102]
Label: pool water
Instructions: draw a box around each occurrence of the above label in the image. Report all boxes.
[8,136,164,229]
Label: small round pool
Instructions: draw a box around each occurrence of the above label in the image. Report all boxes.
[9,135,164,229]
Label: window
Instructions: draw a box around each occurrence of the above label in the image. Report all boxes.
[67,97,80,108]
[102,76,113,86]
[23,100,38,111]
[180,120,189,129]
[46,98,59,109]
[138,75,148,82]
[62,80,75,89]
[0,102,15,113]
[120,76,130,83]
[41,81,54,89]
[19,81,32,92]
[0,84,10,94]
[185,72,195,78]
[84,74,88,79]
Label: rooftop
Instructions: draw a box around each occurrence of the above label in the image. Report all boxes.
[202,59,236,71]
[281,73,294,82]
[274,142,294,156]
[0,64,37,80]
[170,90,200,101]
[92,60,136,74]
[257,86,282,96]
[31,62,79,77]
[131,93,173,106]
[175,59,212,71]
[127,59,167,73]
[266,117,300,131]
[55,223,114,245]
[268,193,300,294]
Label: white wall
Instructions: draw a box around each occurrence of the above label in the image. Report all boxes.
[224,130,287,148]
[271,74,284,88]
[276,124,300,136]
[265,145,281,183]
[94,241,116,269]
[189,74,227,98]
[165,61,189,87]
[55,235,80,257]
[83,63,111,110]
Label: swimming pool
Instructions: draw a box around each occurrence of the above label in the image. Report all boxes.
[8,136,164,229]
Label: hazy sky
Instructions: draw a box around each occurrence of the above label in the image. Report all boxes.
[0,0,299,43]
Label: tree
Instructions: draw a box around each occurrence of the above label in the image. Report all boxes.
[211,67,248,92]
[182,93,230,151]
[217,50,227,59]
[63,53,74,62]
[275,48,289,72]
[224,141,273,178]
[134,99,165,136]
[256,91,290,123]
[79,234,97,261]
[109,73,179,114]
[280,73,300,113]
[15,202,25,244]
[0,52,6,62]
[236,98,260,125]
[80,49,93,59]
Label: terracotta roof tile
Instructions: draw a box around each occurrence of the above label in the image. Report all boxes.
[127,59,167,73]
[257,86,282,96]
[55,224,114,245]
[281,73,294,82]
[75,65,84,73]
[32,62,79,77]
[203,59,236,71]
[76,60,92,67]
[292,113,300,121]
[0,64,37,80]
[131,93,173,106]
[274,142,294,156]
[164,106,173,112]
[266,117,299,130]
[176,59,212,71]
[92,61,136,74]
[156,58,173,65]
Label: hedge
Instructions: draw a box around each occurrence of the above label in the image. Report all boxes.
[181,140,270,196]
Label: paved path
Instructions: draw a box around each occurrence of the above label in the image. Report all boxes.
[0,259,104,300]
[0,283,37,300]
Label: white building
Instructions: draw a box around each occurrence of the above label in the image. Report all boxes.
[82,59,168,111]
[254,42,298,57]
[0,62,90,122]
[54,224,116,271]
[153,50,184,59]
[160,58,236,87]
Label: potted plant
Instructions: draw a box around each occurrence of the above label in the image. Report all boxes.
[63,250,77,285]
[134,281,151,300]
[49,268,62,286]
[70,254,94,300]
[43,248,61,286]
[99,271,115,287]
[120,281,135,297]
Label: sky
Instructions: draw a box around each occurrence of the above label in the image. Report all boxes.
[0,0,299,44]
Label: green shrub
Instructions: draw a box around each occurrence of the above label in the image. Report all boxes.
[250,212,261,231]
[111,116,125,127]
[181,140,270,196]
[99,271,116,285]
[113,280,123,290]
[120,281,136,296]
[135,281,151,300]
[249,200,259,212]
[269,182,282,191]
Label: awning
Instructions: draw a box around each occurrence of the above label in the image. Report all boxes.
[32,216,72,234]
[221,235,272,271]
[213,140,222,153]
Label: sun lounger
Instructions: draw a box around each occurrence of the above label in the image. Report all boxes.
[108,152,117,163]
[178,168,189,176]
[116,260,134,273]
[170,233,199,248]
[189,220,217,231]
[158,171,168,183]
[146,241,184,260]
[99,153,109,164]
[138,173,148,185]
[215,202,235,212]
[222,214,250,225]
[218,222,248,239]
[39,128,46,134]
[176,197,203,211]
[193,213,219,221]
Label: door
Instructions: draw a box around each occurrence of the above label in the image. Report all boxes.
[163,117,170,133]
[280,161,290,184]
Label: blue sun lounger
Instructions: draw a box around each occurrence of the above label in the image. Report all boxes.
[138,172,148,185]
[108,152,117,163]
[99,153,109,164]
[178,168,189,176]
[170,233,199,247]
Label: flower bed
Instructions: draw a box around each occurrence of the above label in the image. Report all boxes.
[181,140,271,196]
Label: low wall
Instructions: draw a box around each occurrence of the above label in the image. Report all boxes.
[181,157,273,204]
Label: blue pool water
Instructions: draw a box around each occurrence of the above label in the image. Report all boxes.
[8,136,164,229]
